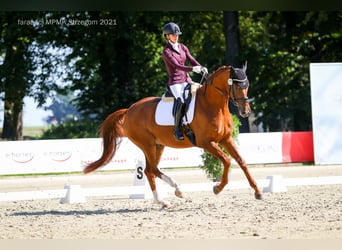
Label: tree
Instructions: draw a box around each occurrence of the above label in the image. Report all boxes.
[45,11,342,133]
[0,13,37,140]
[44,12,166,120]
[1,11,226,139]
[224,11,250,133]
[224,11,240,67]
[1,11,340,140]
[239,11,342,131]
[50,11,227,121]
[0,12,66,140]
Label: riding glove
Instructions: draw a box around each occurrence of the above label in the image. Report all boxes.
[201,67,208,74]
[193,66,208,74]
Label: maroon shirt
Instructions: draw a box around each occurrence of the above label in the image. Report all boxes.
[162,42,201,86]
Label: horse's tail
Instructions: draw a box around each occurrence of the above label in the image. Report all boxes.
[83,109,127,174]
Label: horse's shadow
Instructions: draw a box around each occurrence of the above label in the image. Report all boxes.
[10,205,202,216]
[11,208,148,217]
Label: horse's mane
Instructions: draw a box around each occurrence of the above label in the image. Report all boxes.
[205,65,231,85]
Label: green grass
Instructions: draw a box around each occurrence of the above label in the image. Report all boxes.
[0,126,48,140]
[23,126,47,139]
[0,171,84,178]
[0,169,134,178]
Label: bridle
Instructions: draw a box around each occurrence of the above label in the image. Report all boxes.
[228,68,250,106]
[202,66,250,105]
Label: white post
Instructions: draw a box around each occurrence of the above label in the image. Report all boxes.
[263,175,288,193]
[60,185,86,204]
[129,160,153,199]
[129,159,167,200]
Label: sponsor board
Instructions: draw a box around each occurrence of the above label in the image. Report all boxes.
[0,132,314,175]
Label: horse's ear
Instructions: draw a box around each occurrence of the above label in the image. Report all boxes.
[243,61,248,72]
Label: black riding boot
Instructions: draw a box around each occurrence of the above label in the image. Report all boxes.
[173,98,185,141]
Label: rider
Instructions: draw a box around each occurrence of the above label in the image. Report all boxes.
[162,22,208,141]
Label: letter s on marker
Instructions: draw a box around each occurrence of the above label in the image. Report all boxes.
[137,166,144,180]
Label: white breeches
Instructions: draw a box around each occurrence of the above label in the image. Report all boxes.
[170,82,188,103]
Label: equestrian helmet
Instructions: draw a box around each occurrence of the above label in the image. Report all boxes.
[163,22,182,36]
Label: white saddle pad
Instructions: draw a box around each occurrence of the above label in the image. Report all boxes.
[155,93,197,126]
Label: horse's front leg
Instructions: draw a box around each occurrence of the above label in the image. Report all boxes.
[202,141,232,194]
[212,154,231,195]
[221,138,263,200]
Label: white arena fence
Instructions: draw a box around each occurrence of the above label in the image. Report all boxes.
[0,174,341,202]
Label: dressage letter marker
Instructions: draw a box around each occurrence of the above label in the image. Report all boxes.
[60,185,86,204]
[129,160,153,199]
[129,160,167,200]
[263,175,288,193]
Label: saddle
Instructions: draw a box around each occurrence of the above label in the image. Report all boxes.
[156,82,201,146]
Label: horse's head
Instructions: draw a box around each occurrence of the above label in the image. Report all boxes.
[207,62,251,118]
[229,62,251,118]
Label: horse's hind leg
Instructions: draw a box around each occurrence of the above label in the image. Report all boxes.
[160,173,184,198]
[144,162,170,208]
[142,143,182,208]
[221,138,263,200]
[152,144,184,198]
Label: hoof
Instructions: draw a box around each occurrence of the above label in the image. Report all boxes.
[175,190,184,198]
[213,184,221,195]
[255,193,263,200]
[161,203,171,209]
[154,199,171,208]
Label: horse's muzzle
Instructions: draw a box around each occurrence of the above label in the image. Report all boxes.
[238,104,251,118]
[239,110,250,118]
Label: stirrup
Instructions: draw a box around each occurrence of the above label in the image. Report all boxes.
[174,130,184,141]
[174,134,184,141]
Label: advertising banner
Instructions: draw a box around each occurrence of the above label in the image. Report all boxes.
[0,132,314,175]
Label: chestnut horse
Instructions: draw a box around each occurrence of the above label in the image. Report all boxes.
[84,64,263,207]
